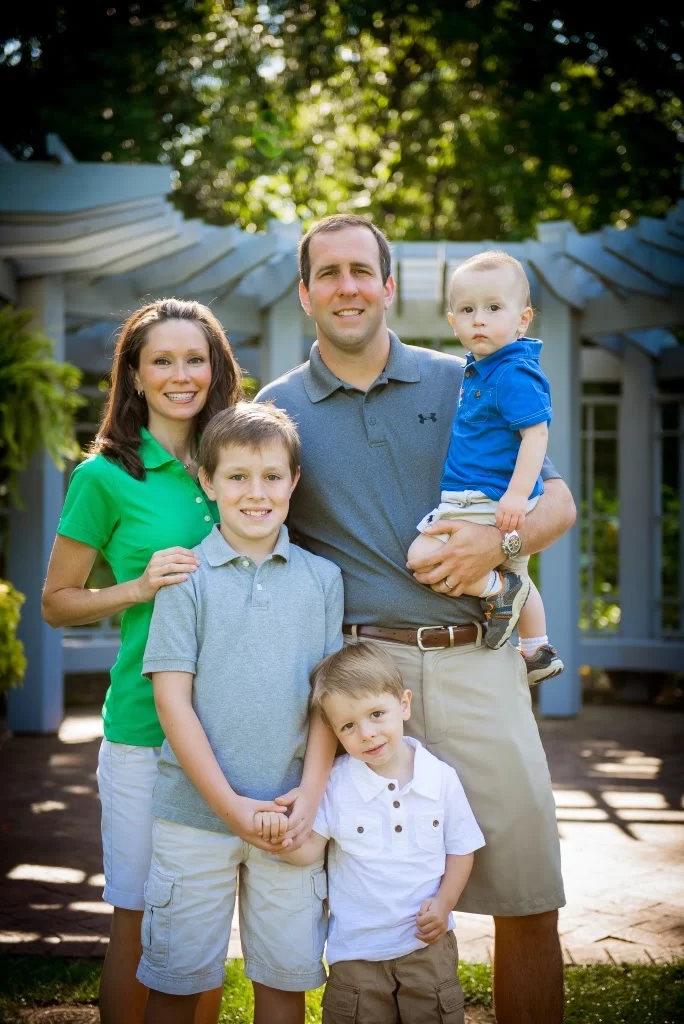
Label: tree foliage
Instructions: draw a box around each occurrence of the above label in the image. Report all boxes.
[1,1,682,239]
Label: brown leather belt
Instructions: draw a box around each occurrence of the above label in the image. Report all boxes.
[342,622,481,651]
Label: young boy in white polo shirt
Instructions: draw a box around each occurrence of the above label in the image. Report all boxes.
[138,402,343,1024]
[265,641,484,1024]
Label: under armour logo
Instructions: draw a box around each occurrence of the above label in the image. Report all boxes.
[418,413,437,423]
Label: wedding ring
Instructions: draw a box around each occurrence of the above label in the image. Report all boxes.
[445,576,453,591]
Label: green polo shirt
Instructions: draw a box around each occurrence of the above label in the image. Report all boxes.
[58,429,220,746]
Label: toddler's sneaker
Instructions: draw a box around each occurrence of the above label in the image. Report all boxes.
[523,644,565,686]
[482,571,531,650]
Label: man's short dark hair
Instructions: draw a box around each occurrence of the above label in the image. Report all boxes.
[298,214,392,288]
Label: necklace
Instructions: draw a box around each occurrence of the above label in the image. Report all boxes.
[183,449,198,469]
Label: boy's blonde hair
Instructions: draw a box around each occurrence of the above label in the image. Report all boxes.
[199,401,301,478]
[449,250,531,310]
[310,642,406,724]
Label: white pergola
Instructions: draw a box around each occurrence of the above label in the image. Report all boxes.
[2,139,683,732]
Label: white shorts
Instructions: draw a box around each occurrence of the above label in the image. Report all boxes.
[97,739,161,910]
[417,489,540,574]
[137,818,328,995]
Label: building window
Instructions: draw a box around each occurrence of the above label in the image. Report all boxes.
[580,383,621,633]
[655,397,683,637]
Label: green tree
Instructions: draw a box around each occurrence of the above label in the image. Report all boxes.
[2,1,681,238]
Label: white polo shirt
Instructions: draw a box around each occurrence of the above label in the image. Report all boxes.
[313,737,485,964]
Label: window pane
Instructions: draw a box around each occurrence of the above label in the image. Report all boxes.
[593,403,618,432]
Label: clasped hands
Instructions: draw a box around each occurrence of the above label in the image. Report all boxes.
[226,786,314,854]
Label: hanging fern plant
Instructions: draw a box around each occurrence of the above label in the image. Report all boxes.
[0,305,84,502]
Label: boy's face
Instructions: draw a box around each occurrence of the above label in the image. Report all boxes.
[323,689,412,771]
[447,265,533,360]
[199,440,299,560]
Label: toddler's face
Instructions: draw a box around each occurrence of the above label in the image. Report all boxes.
[447,265,532,360]
[323,688,412,770]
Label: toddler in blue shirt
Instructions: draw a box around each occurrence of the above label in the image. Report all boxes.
[408,251,563,685]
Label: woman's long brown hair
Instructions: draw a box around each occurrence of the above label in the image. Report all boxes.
[91,298,243,479]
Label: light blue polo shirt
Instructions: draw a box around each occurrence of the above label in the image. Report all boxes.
[143,524,343,834]
[441,339,552,500]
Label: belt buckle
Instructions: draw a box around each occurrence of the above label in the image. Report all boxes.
[416,625,453,652]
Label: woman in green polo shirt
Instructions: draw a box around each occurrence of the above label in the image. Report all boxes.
[42,298,242,1024]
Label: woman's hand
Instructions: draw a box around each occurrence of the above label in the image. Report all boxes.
[133,546,200,603]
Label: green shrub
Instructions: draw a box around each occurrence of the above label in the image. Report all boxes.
[0,305,83,502]
[0,579,27,693]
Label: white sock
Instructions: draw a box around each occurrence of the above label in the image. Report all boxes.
[478,571,502,599]
[519,635,548,657]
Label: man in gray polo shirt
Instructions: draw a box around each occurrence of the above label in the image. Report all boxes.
[257,214,576,1024]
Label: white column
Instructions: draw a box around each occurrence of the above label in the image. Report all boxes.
[260,286,305,386]
[537,288,582,716]
[7,276,66,734]
[618,344,654,638]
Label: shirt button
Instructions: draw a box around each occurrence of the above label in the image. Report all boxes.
[393,800,400,808]
[433,820,440,827]
[475,390,481,398]
[369,416,377,425]
[242,560,250,568]
[394,825,402,833]
[465,369,472,377]
[357,826,364,833]
[388,783,396,791]
[203,515,211,521]
[256,584,263,591]
[195,496,202,503]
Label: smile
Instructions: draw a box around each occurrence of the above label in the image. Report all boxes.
[334,309,363,317]
[364,743,386,756]
[240,509,270,518]
[165,392,197,401]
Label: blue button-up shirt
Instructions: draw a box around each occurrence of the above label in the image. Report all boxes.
[441,338,552,500]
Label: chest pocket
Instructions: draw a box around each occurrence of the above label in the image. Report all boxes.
[459,385,495,426]
[338,814,383,857]
[414,813,444,853]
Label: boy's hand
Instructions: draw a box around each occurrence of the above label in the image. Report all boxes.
[224,796,289,853]
[415,896,450,944]
[254,811,289,844]
[274,787,317,851]
[496,492,527,533]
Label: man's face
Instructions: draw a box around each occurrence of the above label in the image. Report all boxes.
[299,226,395,356]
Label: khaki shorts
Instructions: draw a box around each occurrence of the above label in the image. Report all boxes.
[344,636,565,917]
[137,818,328,995]
[417,489,540,574]
[322,932,463,1024]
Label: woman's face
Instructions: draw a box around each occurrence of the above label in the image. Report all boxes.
[133,319,212,433]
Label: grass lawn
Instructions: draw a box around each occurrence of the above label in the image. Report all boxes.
[0,957,683,1023]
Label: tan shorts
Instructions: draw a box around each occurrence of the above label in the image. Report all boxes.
[137,818,327,995]
[322,932,464,1024]
[417,489,540,574]
[344,635,565,917]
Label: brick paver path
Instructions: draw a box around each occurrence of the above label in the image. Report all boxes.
[1,704,682,965]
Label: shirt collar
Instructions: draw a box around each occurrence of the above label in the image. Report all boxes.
[467,337,543,381]
[139,427,178,469]
[200,524,291,567]
[302,331,421,404]
[348,737,441,802]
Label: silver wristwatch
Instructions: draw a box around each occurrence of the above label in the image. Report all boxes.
[501,530,522,558]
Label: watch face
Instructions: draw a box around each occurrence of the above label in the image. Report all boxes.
[505,532,522,555]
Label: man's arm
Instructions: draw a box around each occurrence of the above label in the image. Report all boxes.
[153,671,290,852]
[408,477,576,596]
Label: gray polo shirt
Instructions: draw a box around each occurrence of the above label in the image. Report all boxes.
[257,333,558,630]
[143,524,343,834]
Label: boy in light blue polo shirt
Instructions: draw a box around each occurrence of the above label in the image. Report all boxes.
[409,251,563,684]
[137,402,343,1024]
